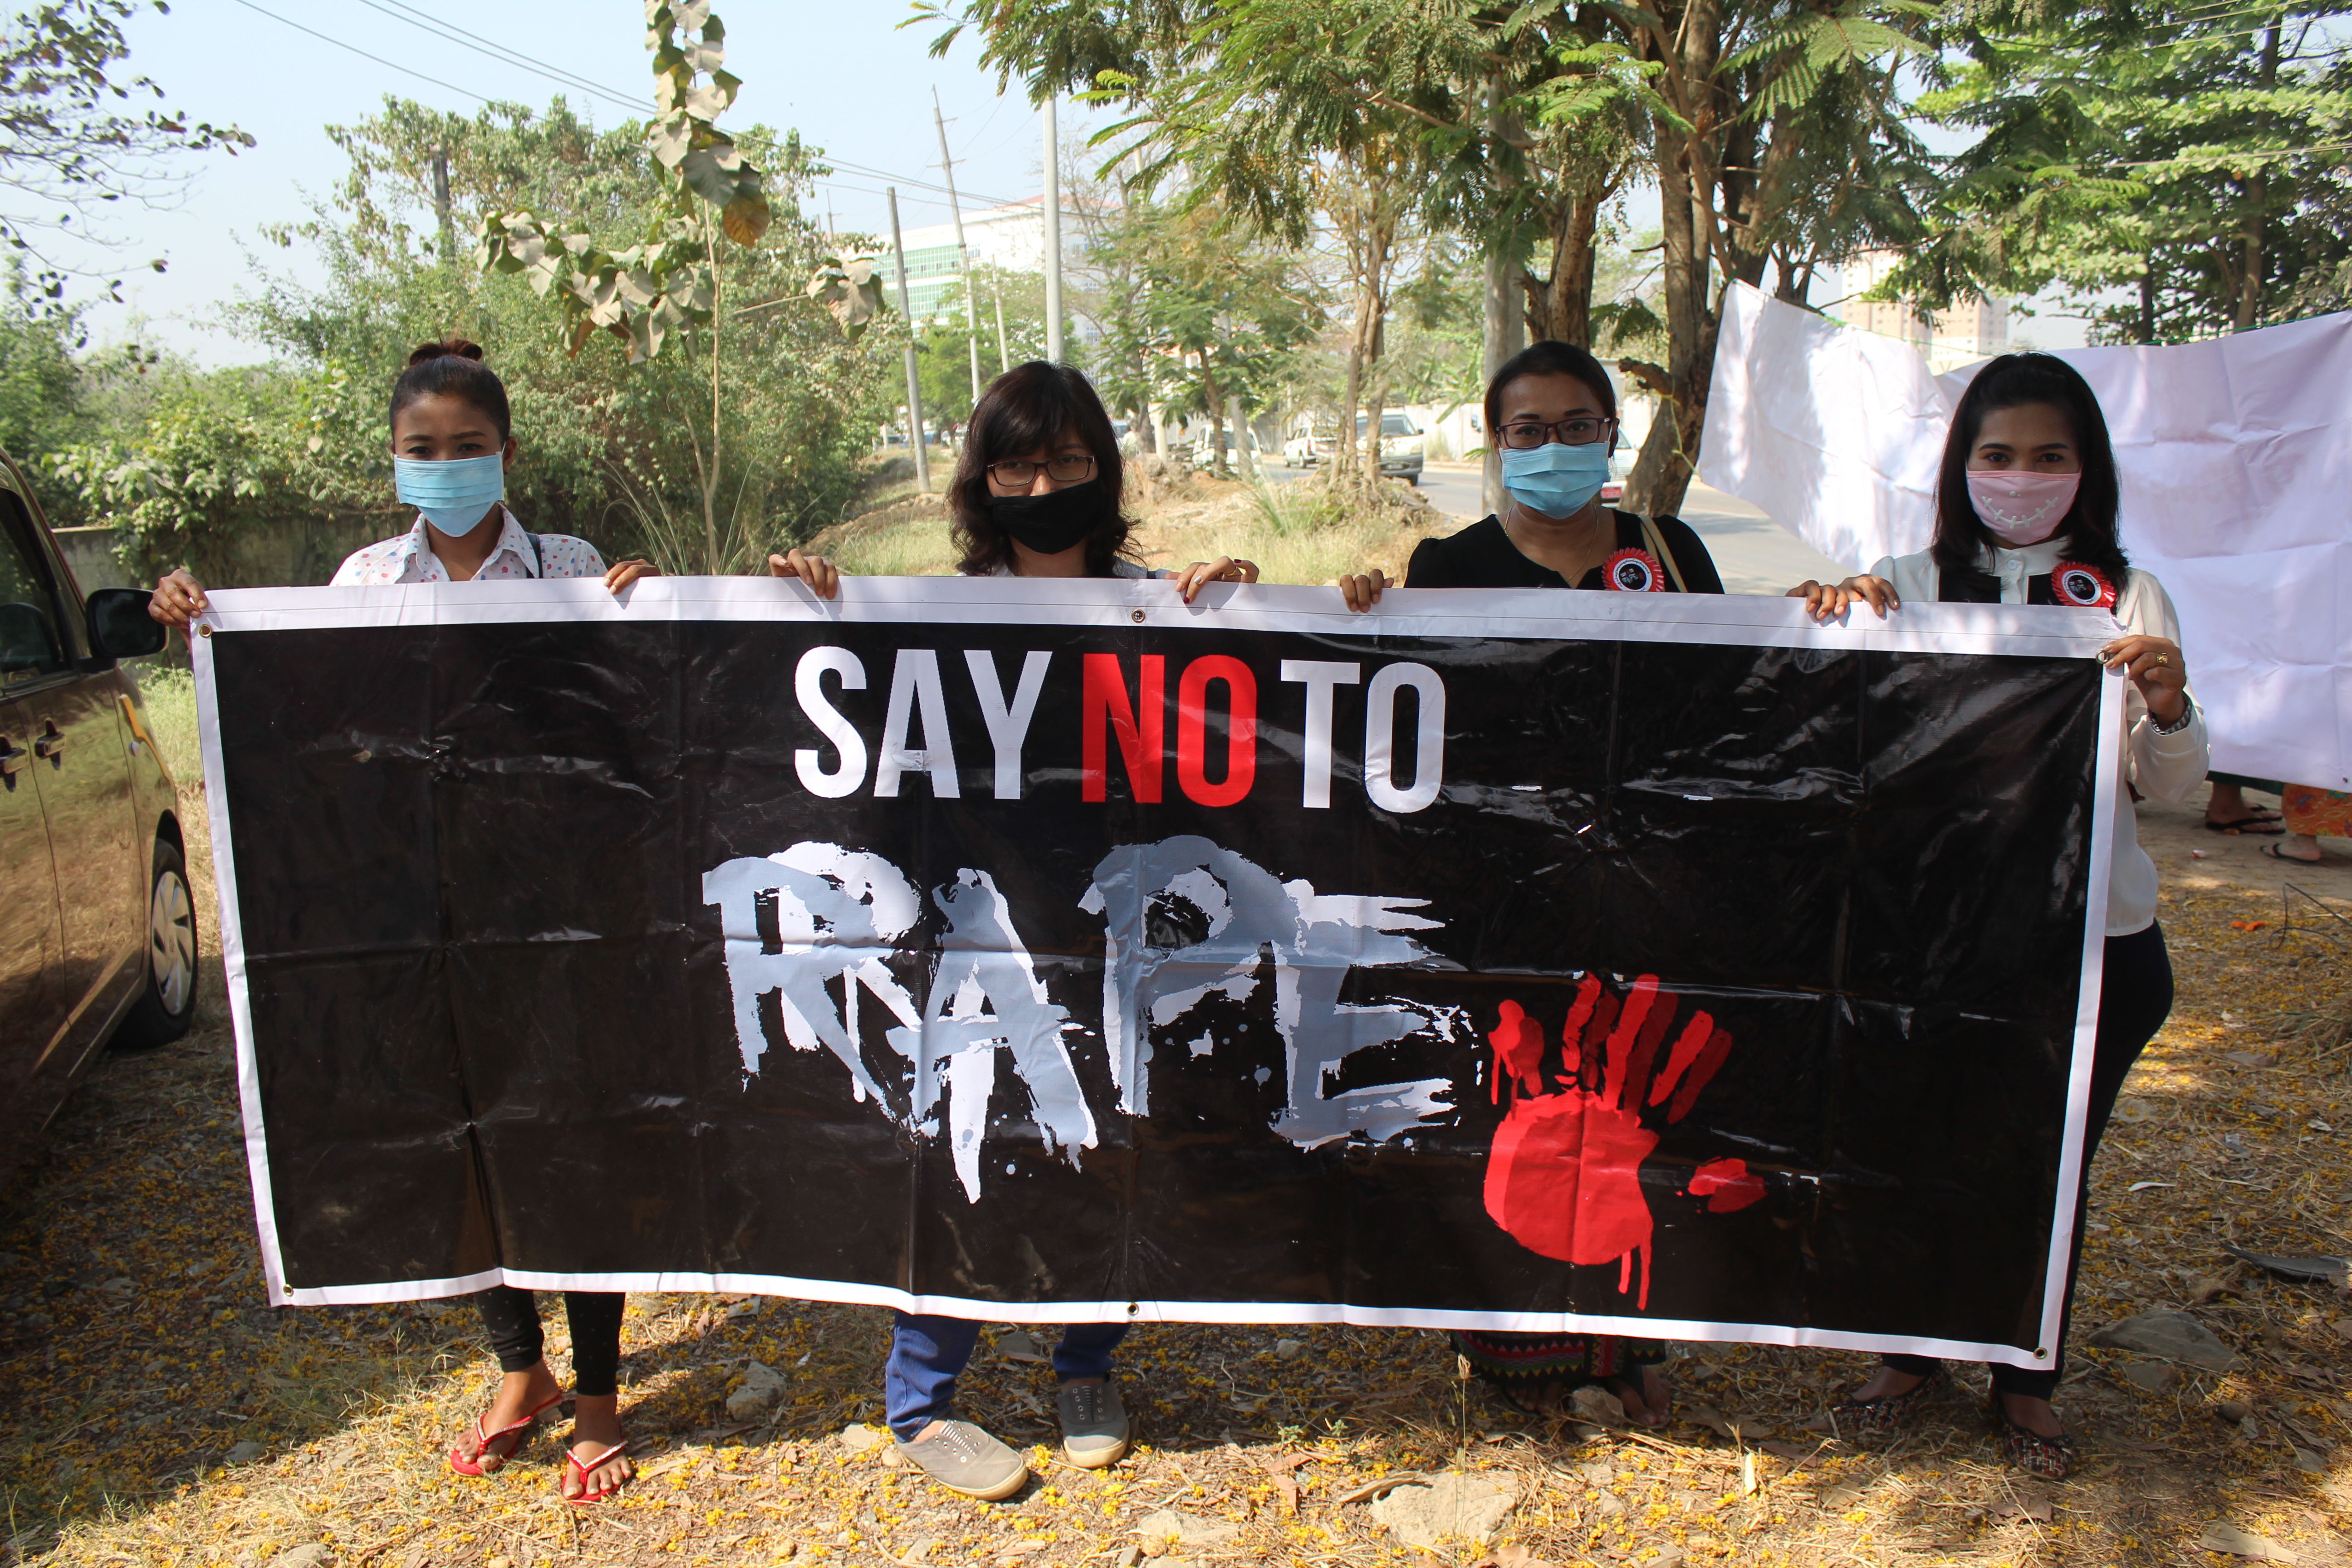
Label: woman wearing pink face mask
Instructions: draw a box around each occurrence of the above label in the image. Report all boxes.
[1789,354,2206,1480]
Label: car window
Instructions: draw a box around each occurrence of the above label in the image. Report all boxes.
[1382,415,1418,436]
[0,504,66,685]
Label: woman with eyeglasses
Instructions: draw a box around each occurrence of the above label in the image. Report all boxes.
[877,361,1255,1507]
[950,360,1254,595]
[1338,340,1723,609]
[1337,340,1704,1423]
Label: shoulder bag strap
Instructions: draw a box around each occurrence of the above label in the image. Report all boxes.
[1638,515,1690,593]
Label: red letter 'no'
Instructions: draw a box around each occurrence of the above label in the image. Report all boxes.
[1083,653,1163,802]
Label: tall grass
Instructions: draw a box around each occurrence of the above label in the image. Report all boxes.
[825,514,961,577]
[131,664,203,787]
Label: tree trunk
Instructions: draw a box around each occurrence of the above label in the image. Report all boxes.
[1203,351,1229,477]
[2137,262,2157,343]
[1523,176,1606,345]
[1625,101,1710,518]
[1482,236,1524,516]
[2236,20,2283,333]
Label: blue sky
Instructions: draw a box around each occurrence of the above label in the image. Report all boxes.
[65,0,1078,362]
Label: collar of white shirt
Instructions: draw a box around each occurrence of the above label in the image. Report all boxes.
[1976,536,2067,594]
[393,505,536,580]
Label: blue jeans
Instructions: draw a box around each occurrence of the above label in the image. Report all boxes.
[886,1313,1129,1441]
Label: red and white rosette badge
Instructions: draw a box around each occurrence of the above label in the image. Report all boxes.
[2051,561,2117,610]
[1604,547,1666,592]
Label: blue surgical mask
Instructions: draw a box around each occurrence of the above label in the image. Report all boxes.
[394,453,507,537]
[1500,441,1612,519]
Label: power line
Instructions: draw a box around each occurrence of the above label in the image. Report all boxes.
[348,0,649,113]
[228,0,490,104]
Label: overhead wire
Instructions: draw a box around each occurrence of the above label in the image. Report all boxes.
[228,0,490,103]
[348,0,649,113]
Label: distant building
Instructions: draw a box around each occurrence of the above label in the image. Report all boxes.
[1842,249,2010,373]
[876,197,1089,329]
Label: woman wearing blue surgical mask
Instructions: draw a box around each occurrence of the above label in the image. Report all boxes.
[143,338,699,1507]
[1336,340,1724,608]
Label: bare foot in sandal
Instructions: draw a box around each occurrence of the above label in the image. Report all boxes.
[1602,1364,1673,1427]
[2263,835,2326,864]
[561,1393,633,1503]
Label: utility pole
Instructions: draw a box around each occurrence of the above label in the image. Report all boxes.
[431,149,455,269]
[887,187,931,494]
[993,284,1010,371]
[1043,94,1063,363]
[934,88,984,405]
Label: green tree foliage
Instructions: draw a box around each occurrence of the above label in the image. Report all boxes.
[44,94,888,584]
[1885,0,2352,343]
[0,0,250,302]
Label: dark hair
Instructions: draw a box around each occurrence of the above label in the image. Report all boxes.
[1484,340,1619,445]
[951,361,1137,577]
[1932,353,2127,588]
[389,338,512,443]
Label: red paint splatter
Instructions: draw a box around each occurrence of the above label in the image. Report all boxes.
[1686,1156,1767,1213]
[1482,975,1747,1311]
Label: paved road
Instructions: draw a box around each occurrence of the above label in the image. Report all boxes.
[1263,461,1845,596]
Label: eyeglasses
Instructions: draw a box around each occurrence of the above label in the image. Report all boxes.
[986,454,1097,486]
[1498,417,1612,450]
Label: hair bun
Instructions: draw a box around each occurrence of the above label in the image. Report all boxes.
[407,337,485,368]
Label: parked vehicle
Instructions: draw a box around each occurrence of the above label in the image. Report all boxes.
[1282,412,1426,480]
[1,451,191,1177]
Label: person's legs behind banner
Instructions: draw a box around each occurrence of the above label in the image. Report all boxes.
[453,1287,634,1502]
[1833,923,2174,1478]
[888,1313,1133,1499]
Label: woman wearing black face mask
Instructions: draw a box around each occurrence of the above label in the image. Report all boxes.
[951,360,1255,598]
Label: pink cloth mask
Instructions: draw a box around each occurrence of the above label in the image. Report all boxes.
[1965,468,2079,546]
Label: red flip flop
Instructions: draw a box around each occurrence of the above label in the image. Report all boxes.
[447,1387,564,1476]
[563,1438,632,1505]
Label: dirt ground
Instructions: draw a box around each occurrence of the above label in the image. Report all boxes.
[0,779,2345,1568]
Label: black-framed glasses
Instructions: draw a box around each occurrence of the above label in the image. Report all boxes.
[1498,417,1612,450]
[986,454,1097,486]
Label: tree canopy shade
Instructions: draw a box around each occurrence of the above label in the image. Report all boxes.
[1883,0,2352,343]
[0,0,250,303]
[921,0,1936,513]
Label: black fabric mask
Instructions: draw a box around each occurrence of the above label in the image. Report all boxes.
[988,477,1109,556]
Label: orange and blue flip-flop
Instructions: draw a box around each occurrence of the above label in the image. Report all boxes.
[447,1388,564,1476]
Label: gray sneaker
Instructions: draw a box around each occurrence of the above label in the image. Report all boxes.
[895,1420,1029,1501]
[1057,1379,1131,1468]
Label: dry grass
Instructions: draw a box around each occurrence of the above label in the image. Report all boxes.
[3,734,2346,1567]
[802,462,1453,589]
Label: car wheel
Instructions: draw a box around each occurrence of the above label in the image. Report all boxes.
[111,837,198,1052]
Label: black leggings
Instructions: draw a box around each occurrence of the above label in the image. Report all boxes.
[1885,922,2174,1400]
[475,1288,626,1398]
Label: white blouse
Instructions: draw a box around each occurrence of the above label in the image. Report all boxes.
[1867,538,2209,937]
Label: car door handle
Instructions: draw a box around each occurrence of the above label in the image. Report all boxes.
[0,735,22,784]
[32,721,64,765]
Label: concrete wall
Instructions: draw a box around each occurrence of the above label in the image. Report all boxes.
[51,514,392,597]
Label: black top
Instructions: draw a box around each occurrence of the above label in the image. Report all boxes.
[1404,511,1726,594]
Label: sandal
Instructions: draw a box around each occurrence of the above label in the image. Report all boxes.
[2260,843,2324,863]
[2205,816,2284,835]
[563,1438,632,1505]
[1829,1366,1947,1442]
[1991,1398,2078,1480]
[448,1387,564,1476]
[1599,1366,1674,1428]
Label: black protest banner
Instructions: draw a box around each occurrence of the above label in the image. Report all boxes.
[194,579,2120,1366]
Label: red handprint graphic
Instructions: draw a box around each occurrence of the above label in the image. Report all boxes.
[1483,973,1751,1309]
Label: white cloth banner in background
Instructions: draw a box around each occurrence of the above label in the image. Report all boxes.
[1700,281,2352,789]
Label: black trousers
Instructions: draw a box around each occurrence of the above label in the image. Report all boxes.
[1885,921,2174,1400]
[475,1288,626,1398]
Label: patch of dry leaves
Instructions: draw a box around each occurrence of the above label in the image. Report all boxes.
[0,792,2345,1568]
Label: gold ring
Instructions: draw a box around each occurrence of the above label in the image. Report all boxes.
[2155,654,2168,666]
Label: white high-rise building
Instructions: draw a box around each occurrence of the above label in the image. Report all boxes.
[1842,250,2011,373]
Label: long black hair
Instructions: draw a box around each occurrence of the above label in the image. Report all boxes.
[950,361,1138,577]
[389,338,512,442]
[1932,353,2128,588]
[1484,340,1619,442]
